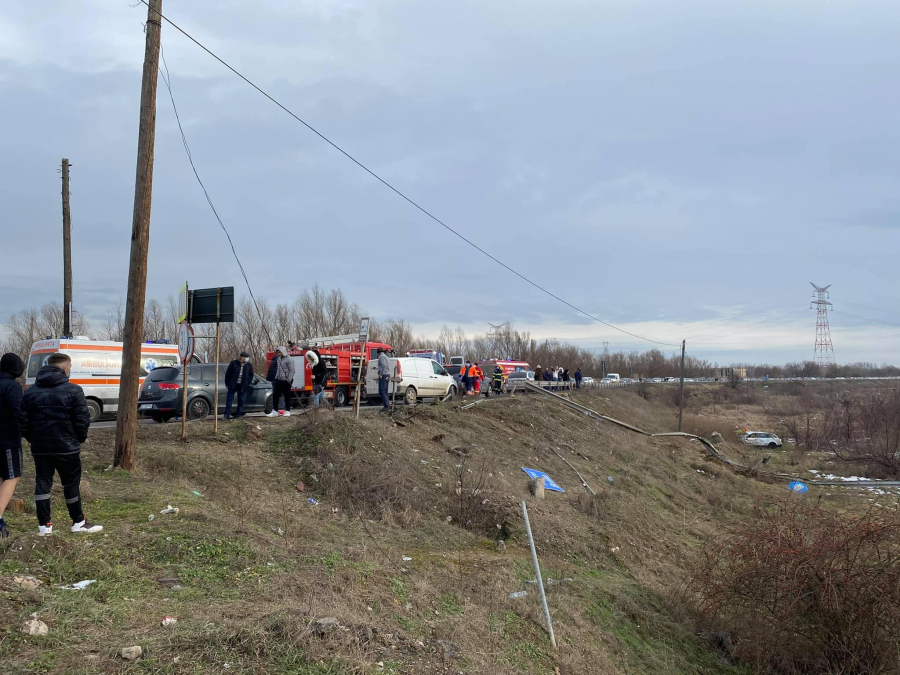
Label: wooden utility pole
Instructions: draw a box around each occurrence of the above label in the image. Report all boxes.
[677,339,686,432]
[61,158,73,337]
[114,0,162,470]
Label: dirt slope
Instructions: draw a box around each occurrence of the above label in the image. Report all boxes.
[0,387,770,675]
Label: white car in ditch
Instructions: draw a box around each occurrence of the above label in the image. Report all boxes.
[741,431,783,449]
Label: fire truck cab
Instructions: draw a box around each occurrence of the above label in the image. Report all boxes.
[266,334,393,407]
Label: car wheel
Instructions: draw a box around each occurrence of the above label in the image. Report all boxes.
[404,386,417,405]
[768,442,778,449]
[86,399,102,424]
[264,396,274,414]
[188,397,210,420]
[442,386,456,402]
[333,386,349,408]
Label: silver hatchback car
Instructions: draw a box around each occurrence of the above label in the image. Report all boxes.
[741,431,783,449]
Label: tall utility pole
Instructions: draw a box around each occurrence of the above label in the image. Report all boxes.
[61,158,73,337]
[114,0,162,470]
[677,340,686,432]
[810,283,836,367]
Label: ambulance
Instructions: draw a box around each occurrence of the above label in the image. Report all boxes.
[26,338,181,423]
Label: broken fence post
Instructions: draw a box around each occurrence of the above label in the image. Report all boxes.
[520,500,557,649]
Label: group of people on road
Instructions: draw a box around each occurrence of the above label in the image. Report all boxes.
[533,365,583,390]
[1,351,103,539]
[455,362,506,397]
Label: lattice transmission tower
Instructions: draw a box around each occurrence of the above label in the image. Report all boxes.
[810,283,835,366]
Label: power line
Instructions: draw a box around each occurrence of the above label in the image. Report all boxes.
[138,1,681,349]
[158,46,275,349]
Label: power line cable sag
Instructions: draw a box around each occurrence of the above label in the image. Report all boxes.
[138,1,681,349]
[158,47,275,349]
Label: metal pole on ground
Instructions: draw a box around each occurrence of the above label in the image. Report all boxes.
[520,500,557,649]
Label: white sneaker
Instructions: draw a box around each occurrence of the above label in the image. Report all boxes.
[282,410,291,417]
[71,520,103,534]
[38,524,53,536]
[266,411,279,418]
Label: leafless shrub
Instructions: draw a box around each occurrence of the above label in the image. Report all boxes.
[826,390,900,477]
[689,499,900,674]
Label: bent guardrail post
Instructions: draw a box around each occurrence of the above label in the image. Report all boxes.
[521,500,557,650]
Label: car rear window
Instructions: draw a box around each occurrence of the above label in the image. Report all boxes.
[146,367,181,382]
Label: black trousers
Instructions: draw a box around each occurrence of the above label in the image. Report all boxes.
[34,454,84,526]
[273,380,292,411]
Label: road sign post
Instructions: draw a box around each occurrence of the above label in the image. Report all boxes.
[178,321,194,441]
[354,317,370,418]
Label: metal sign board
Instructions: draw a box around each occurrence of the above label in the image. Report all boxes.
[358,317,370,342]
[178,321,195,365]
[521,468,564,492]
[176,282,189,324]
[188,286,235,324]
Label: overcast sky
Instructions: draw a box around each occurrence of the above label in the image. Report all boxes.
[1,0,898,365]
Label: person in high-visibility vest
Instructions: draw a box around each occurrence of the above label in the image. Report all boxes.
[492,365,504,395]
[461,362,474,396]
[473,364,484,394]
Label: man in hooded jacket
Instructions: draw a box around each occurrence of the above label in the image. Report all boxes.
[20,353,102,536]
[0,353,25,538]
[267,346,295,417]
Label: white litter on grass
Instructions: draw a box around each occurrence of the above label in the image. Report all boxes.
[402,556,412,562]
[160,505,179,515]
[59,579,96,591]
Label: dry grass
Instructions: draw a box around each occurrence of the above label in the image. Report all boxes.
[3,383,889,674]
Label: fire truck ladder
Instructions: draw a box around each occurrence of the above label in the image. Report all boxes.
[293,334,362,349]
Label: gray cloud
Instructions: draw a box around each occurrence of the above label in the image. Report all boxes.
[1,0,898,363]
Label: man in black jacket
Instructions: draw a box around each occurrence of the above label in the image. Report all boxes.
[0,353,25,538]
[224,351,254,419]
[20,353,102,536]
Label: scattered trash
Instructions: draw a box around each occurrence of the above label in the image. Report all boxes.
[295,481,305,492]
[223,663,232,669]
[171,584,183,591]
[315,617,341,634]
[402,556,412,562]
[118,646,142,661]
[272,527,285,537]
[161,616,177,626]
[446,515,453,522]
[610,546,621,553]
[12,576,42,591]
[192,491,203,497]
[509,591,527,599]
[308,498,319,506]
[435,482,442,487]
[310,474,319,483]
[59,579,96,591]
[148,514,155,522]
[22,618,49,636]
[607,476,614,484]
[789,481,809,494]
[160,505,179,515]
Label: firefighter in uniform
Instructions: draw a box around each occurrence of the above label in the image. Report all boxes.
[492,365,504,396]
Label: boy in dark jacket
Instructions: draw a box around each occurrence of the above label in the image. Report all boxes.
[20,353,102,536]
[0,353,25,538]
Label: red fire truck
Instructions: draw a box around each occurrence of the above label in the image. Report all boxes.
[266,334,393,407]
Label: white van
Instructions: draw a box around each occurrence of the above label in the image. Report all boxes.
[365,357,457,405]
[606,373,621,382]
[27,339,181,422]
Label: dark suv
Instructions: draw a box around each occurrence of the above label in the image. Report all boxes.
[138,364,274,422]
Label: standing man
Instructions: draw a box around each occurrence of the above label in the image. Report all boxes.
[20,353,102,535]
[492,364,504,396]
[310,350,329,409]
[574,367,583,389]
[0,353,25,538]
[376,347,391,411]
[460,361,472,396]
[224,351,254,419]
[267,346,295,417]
